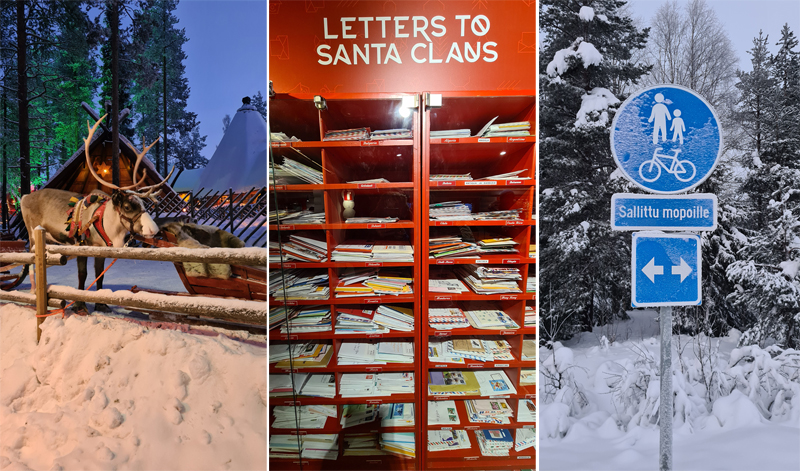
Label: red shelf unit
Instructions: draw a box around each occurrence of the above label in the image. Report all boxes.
[420,90,538,470]
[269,92,421,470]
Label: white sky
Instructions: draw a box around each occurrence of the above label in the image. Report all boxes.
[628,0,800,72]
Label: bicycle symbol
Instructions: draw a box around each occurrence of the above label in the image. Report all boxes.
[638,148,696,183]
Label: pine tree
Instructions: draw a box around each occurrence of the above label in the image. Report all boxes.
[539,0,650,340]
[174,123,208,170]
[252,91,267,121]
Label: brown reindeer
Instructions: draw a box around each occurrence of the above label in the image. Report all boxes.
[21,114,172,313]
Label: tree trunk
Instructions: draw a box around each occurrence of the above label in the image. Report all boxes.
[110,0,121,186]
[16,0,30,196]
[2,90,7,230]
[163,53,167,176]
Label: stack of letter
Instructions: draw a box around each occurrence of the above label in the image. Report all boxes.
[323,127,370,141]
[428,307,471,329]
[456,265,522,295]
[428,430,472,451]
[272,405,335,429]
[380,433,416,458]
[474,429,514,456]
[427,400,460,425]
[466,399,514,424]
[269,434,339,460]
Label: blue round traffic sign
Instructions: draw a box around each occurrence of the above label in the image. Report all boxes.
[611,85,722,194]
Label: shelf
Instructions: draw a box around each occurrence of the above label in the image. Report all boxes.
[269,262,416,270]
[428,256,536,265]
[270,183,414,191]
[428,220,535,227]
[428,180,534,188]
[270,394,417,407]
[425,400,532,431]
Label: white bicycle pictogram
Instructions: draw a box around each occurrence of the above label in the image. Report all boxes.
[638,148,696,183]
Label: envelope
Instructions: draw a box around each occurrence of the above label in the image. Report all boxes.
[270,35,289,60]
[518,32,536,53]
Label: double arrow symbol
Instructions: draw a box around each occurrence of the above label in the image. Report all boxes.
[642,258,692,283]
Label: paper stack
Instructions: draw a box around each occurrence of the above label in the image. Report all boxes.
[279,210,326,224]
[270,270,329,300]
[525,305,537,326]
[466,399,514,424]
[270,132,301,142]
[340,403,380,428]
[337,342,414,365]
[279,235,328,262]
[335,308,388,334]
[520,369,536,386]
[456,265,522,295]
[376,372,415,396]
[428,370,481,396]
[522,340,537,361]
[335,270,414,297]
[331,243,374,262]
[464,309,520,330]
[274,343,334,369]
[529,243,537,258]
[371,244,414,262]
[380,432,415,459]
[380,403,415,427]
[343,433,385,456]
[430,128,471,139]
[323,127,370,141]
[477,237,520,255]
[472,209,523,220]
[268,373,307,397]
[428,307,471,329]
[374,305,415,331]
[428,341,465,364]
[340,373,379,397]
[429,201,473,220]
[427,400,461,425]
[430,238,481,259]
[515,428,536,452]
[518,399,536,422]
[280,307,331,333]
[269,434,339,460]
[446,339,514,362]
[345,216,399,224]
[275,157,323,184]
[475,370,518,396]
[300,374,337,398]
[482,120,531,137]
[428,430,471,452]
[430,173,472,181]
[370,128,412,140]
[272,405,335,429]
[346,178,391,184]
[527,275,537,293]
[269,306,296,330]
[474,429,514,456]
[428,277,469,294]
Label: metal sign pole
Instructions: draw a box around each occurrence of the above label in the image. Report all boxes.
[659,305,673,471]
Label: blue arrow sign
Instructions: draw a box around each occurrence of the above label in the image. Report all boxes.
[632,233,701,307]
[612,193,717,231]
[611,85,722,194]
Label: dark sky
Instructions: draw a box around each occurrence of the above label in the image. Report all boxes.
[175,0,267,160]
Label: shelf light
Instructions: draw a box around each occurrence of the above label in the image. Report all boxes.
[314,95,327,111]
[399,95,419,117]
[500,151,507,156]
[397,153,402,157]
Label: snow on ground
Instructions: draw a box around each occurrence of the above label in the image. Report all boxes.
[0,257,267,470]
[540,310,800,471]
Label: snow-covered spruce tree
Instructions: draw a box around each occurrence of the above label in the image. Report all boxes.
[728,25,800,349]
[539,0,650,340]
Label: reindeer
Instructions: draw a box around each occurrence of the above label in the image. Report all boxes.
[21,114,172,313]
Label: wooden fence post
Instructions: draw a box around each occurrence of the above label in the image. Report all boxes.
[229,188,234,233]
[34,227,47,343]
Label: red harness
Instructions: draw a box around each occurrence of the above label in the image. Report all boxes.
[92,201,114,247]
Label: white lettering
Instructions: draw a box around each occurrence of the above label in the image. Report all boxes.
[394,16,409,38]
[429,43,442,63]
[446,42,464,63]
[358,17,374,39]
[431,16,446,37]
[464,42,481,62]
[371,43,386,63]
[317,44,332,65]
[471,15,490,36]
[385,43,402,64]
[333,44,351,65]
[456,15,470,37]
[341,17,356,39]
[483,42,498,62]
[353,44,369,64]
[323,18,338,39]
[412,16,431,42]
[411,43,427,63]
[376,17,391,38]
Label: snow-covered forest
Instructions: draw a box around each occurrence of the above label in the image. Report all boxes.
[539,0,799,468]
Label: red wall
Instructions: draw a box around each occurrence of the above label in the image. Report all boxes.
[269,0,537,94]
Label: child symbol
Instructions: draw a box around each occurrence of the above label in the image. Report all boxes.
[648,93,672,145]
[671,109,685,145]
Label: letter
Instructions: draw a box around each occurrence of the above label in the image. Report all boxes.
[653,209,659,218]
[456,15,470,36]
[317,44,332,65]
[471,15,490,36]
[376,17,391,38]
[385,43,402,64]
[411,43,427,63]
[333,44,351,65]
[412,16,431,42]
[704,208,709,218]
[618,205,627,219]
[359,17,374,38]
[429,43,442,63]
[679,208,687,220]
[371,43,386,64]
[323,18,338,39]
[431,16,446,37]
[394,16,409,38]
[483,42,498,62]
[464,42,480,63]
[341,17,356,39]
[445,42,464,63]
[353,44,369,64]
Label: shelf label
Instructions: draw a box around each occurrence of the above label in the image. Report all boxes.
[475,259,489,264]
[441,426,452,430]
[436,259,454,265]
[437,221,450,225]
[279,225,295,231]
[365,298,382,304]
[282,263,297,269]
[366,399,383,404]
[507,180,524,185]
[434,396,451,400]
[465,456,480,461]
[468,364,484,368]
[465,181,497,186]
[490,395,510,399]
[477,137,490,143]
[289,430,307,435]
[436,181,456,186]
[443,138,459,143]
[500,331,516,336]
[524,425,536,429]
[361,141,379,146]
[366,460,382,465]
[284,401,300,406]
[465,426,479,430]
[366,333,383,338]
[292,461,309,466]
[526,394,536,399]
[358,183,377,189]
[366,367,383,372]
[271,185,287,191]
[280,335,298,341]
[501,295,518,300]
[505,220,524,226]
[434,331,451,337]
[366,262,383,267]
[271,142,290,148]
[518,455,532,460]
[502,259,520,264]
[367,224,385,229]
[434,296,452,301]
[507,137,527,142]
[494,363,510,367]
[434,364,448,368]
[284,301,299,306]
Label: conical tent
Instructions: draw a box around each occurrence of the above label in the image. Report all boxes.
[193,101,267,193]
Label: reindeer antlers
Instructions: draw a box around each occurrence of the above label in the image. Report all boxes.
[84,114,170,198]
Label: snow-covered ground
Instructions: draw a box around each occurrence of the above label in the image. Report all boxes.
[0,257,267,470]
[540,310,800,471]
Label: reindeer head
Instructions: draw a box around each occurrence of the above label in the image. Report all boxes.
[84,114,174,239]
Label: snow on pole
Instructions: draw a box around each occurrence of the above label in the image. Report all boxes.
[659,305,673,471]
[45,244,266,266]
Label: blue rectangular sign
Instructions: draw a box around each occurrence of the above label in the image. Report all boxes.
[632,232,702,307]
[612,193,717,231]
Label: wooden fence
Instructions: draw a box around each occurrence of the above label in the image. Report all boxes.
[7,187,267,248]
[0,228,267,342]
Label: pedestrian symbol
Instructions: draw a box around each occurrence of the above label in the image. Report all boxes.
[611,85,722,194]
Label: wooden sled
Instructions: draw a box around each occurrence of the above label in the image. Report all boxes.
[0,236,29,291]
[132,232,267,301]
